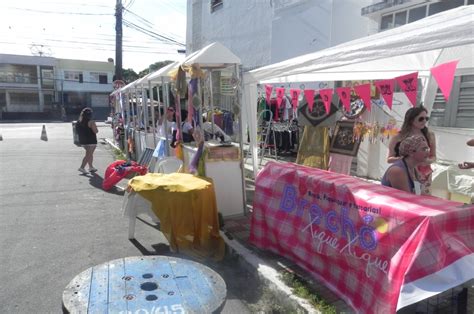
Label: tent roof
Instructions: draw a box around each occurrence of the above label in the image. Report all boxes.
[247,6,474,83]
[148,61,180,83]
[182,42,241,68]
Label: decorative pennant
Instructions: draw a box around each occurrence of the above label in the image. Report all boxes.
[395,72,418,107]
[374,79,395,110]
[304,89,316,112]
[265,84,273,103]
[430,60,459,102]
[276,87,285,108]
[319,88,334,114]
[336,87,351,112]
[290,89,301,109]
[353,84,372,112]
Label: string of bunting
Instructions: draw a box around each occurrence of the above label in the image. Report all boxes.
[263,60,458,113]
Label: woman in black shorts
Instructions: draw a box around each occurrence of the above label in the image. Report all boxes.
[76,107,98,174]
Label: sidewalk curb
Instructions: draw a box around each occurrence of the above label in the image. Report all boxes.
[220,231,319,313]
[104,138,120,151]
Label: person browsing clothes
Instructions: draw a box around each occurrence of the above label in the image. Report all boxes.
[156,107,176,139]
[387,106,436,194]
[382,135,430,195]
[76,107,98,174]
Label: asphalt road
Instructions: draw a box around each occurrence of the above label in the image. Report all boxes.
[0,122,265,313]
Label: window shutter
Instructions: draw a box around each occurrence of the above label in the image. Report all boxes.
[430,87,448,127]
[454,75,474,128]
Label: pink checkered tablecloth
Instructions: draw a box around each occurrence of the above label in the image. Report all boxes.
[249,162,474,313]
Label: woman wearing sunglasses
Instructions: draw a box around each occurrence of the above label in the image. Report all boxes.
[387,106,436,195]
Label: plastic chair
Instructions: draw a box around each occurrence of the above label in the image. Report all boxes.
[124,157,184,240]
[153,157,183,174]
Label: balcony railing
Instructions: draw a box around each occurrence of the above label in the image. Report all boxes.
[361,0,416,15]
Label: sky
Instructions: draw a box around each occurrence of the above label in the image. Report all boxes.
[0,0,187,73]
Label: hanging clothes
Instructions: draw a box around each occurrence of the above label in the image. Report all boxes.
[296,126,329,170]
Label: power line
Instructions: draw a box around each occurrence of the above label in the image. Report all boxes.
[5,6,111,15]
[123,19,185,46]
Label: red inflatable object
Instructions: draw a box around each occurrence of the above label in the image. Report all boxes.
[102,160,147,191]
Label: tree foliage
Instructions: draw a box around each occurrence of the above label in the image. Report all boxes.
[137,60,174,78]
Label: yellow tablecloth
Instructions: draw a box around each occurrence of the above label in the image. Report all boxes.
[129,173,225,260]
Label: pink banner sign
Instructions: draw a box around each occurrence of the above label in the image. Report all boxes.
[250,162,474,314]
[353,83,372,112]
[395,72,418,107]
[430,60,459,102]
[290,89,301,109]
[265,84,273,103]
[275,87,285,108]
[304,89,316,112]
[318,88,333,114]
[374,79,395,110]
[336,87,352,112]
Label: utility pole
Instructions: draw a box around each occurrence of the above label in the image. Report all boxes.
[115,0,123,81]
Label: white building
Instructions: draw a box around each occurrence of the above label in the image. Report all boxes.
[0,54,114,120]
[187,0,375,70]
[57,58,115,119]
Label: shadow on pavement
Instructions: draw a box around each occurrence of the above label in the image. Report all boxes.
[88,173,125,196]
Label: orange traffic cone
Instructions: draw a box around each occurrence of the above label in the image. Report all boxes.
[40,125,48,141]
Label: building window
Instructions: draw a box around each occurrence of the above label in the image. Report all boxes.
[0,64,36,84]
[430,75,474,128]
[90,72,108,84]
[380,14,393,30]
[64,71,83,83]
[211,0,223,13]
[408,6,426,23]
[41,67,54,88]
[9,93,39,105]
[394,11,407,27]
[428,0,464,16]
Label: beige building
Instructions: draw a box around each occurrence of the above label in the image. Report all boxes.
[0,54,114,120]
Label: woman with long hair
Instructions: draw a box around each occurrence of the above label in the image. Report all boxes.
[387,106,436,194]
[76,107,98,174]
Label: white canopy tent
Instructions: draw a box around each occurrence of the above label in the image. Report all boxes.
[242,5,474,177]
[181,42,241,68]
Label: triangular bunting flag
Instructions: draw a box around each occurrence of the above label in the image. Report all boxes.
[430,60,459,102]
[319,89,333,114]
[275,87,285,108]
[265,84,273,103]
[290,89,301,109]
[336,87,351,112]
[395,72,418,107]
[374,79,395,110]
[304,89,315,112]
[353,84,372,112]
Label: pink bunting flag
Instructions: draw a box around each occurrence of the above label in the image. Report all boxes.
[430,60,459,102]
[319,88,333,114]
[304,89,315,112]
[290,89,301,109]
[336,87,351,112]
[374,79,395,110]
[276,87,285,108]
[353,84,372,112]
[265,84,273,103]
[395,72,418,107]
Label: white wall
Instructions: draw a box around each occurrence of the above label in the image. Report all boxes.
[187,0,273,70]
[186,0,372,70]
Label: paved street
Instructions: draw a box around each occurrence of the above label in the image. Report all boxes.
[0,122,261,313]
